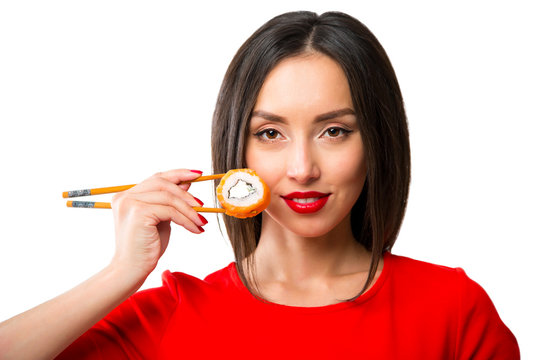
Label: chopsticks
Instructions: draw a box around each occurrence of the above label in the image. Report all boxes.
[63,174,226,213]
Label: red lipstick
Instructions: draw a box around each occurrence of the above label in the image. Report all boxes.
[281,191,330,214]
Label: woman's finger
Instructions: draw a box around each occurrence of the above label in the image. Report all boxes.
[112,194,204,234]
[152,169,203,186]
[143,202,204,234]
[123,190,207,228]
[127,175,204,208]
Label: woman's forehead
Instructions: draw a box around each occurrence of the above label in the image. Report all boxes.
[252,54,353,119]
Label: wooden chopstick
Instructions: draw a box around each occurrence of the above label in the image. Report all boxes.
[66,201,113,209]
[64,173,227,213]
[63,185,136,198]
[62,174,226,198]
[66,201,226,213]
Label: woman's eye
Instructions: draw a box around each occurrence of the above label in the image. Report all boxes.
[255,129,282,141]
[323,127,351,138]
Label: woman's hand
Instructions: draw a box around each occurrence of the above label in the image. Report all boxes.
[110,169,208,280]
[0,169,208,359]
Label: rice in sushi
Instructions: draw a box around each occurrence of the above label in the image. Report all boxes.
[216,169,270,218]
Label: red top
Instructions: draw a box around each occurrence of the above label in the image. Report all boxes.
[57,253,519,359]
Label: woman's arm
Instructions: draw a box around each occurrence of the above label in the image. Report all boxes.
[0,263,143,360]
[0,169,207,360]
[455,269,520,359]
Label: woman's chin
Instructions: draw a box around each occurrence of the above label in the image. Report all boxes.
[262,208,350,239]
[281,221,337,239]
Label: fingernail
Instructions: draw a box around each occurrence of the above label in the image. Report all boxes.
[198,214,208,225]
[197,226,205,233]
[190,170,203,175]
[193,197,204,206]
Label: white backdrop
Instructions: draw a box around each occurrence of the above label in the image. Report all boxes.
[1,0,538,357]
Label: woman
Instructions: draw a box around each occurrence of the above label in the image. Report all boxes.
[0,11,519,359]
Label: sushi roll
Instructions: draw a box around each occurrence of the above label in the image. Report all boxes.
[217,169,270,218]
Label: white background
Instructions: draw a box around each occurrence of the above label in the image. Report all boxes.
[1,0,538,357]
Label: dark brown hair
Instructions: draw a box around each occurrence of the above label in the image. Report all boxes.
[211,11,410,301]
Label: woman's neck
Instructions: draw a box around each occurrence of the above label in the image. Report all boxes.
[251,212,372,285]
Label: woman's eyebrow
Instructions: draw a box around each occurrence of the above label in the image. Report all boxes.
[251,108,355,124]
[251,110,285,123]
[315,108,356,122]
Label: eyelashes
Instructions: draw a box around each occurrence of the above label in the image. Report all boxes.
[324,127,351,138]
[255,128,282,141]
[253,127,353,143]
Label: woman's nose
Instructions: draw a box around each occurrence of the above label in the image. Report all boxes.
[286,139,320,184]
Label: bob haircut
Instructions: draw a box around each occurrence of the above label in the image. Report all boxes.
[211,11,410,301]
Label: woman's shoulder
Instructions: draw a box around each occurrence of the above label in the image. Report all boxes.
[388,252,465,274]
[159,262,239,298]
[386,252,474,290]
[386,252,498,305]
[383,252,495,312]
[203,261,237,285]
[385,253,519,357]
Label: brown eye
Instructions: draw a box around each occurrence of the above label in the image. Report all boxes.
[255,128,282,141]
[322,127,352,139]
[327,128,340,137]
[265,129,278,139]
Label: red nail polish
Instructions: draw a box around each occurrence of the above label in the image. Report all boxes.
[193,197,204,206]
[190,170,203,175]
[197,226,205,233]
[198,214,208,225]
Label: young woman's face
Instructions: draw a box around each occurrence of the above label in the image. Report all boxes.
[245,53,367,237]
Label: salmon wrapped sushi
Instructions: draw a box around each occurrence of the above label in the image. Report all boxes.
[216,169,270,218]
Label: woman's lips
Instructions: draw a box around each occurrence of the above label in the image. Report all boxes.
[281,192,331,214]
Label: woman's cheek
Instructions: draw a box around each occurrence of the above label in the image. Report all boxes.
[332,140,366,180]
[248,151,283,187]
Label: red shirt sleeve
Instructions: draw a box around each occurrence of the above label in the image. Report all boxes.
[455,268,520,359]
[56,271,179,360]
